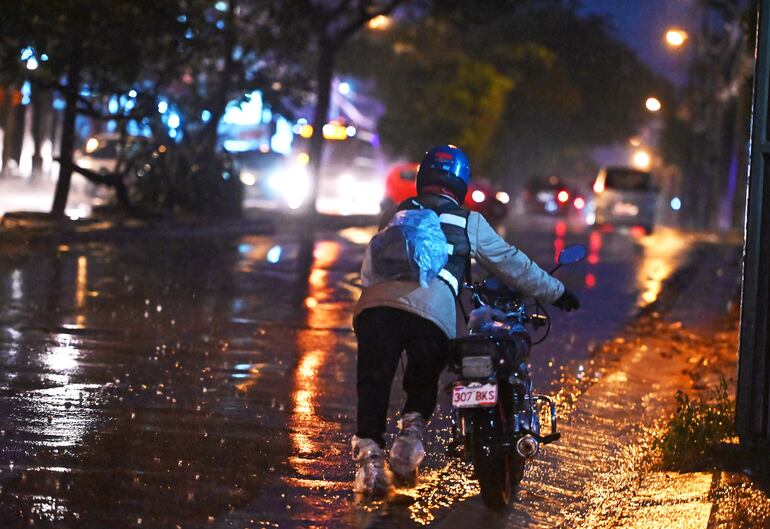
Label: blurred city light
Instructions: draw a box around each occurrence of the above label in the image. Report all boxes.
[645,97,662,112]
[338,82,351,95]
[270,116,294,154]
[632,150,652,169]
[471,190,486,203]
[322,122,350,140]
[266,246,282,264]
[223,139,252,152]
[670,197,682,211]
[158,100,169,114]
[285,167,312,209]
[21,81,31,105]
[495,191,510,204]
[665,28,688,48]
[26,57,38,70]
[574,197,586,210]
[368,15,391,30]
[557,190,570,203]
[296,152,310,165]
[167,112,181,129]
[128,89,137,98]
[85,137,99,153]
[222,90,262,125]
[240,171,256,186]
[298,124,313,138]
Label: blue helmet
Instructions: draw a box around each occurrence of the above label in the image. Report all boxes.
[416,144,472,202]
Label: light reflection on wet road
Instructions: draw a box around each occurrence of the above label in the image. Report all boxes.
[0,216,689,528]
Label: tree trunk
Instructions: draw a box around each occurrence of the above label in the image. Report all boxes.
[2,85,17,177]
[51,41,82,217]
[307,41,335,217]
[201,0,237,157]
[31,87,48,179]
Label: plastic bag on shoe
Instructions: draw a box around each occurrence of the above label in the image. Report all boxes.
[352,436,392,496]
[389,434,425,477]
[361,209,448,288]
[389,413,426,478]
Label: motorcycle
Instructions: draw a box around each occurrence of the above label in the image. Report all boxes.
[446,244,587,509]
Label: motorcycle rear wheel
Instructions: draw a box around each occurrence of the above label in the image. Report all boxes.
[469,406,526,510]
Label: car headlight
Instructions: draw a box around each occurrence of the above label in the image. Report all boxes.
[283,165,311,209]
[240,171,256,186]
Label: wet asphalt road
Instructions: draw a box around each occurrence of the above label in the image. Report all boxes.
[0,214,693,528]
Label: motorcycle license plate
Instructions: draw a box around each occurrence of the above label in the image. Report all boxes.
[452,382,498,408]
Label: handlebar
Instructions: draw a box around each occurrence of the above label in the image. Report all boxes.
[470,283,548,324]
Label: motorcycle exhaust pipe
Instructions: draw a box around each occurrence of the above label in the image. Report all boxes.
[516,435,540,458]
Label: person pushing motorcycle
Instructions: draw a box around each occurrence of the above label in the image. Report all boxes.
[352,144,580,496]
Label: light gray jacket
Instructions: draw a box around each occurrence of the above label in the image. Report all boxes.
[354,211,565,338]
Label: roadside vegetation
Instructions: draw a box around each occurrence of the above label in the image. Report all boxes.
[654,379,735,471]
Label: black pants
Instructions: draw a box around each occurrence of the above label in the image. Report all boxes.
[354,307,450,447]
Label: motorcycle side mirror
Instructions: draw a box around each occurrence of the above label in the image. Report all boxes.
[557,244,587,265]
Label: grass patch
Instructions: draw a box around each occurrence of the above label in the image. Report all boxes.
[654,378,735,471]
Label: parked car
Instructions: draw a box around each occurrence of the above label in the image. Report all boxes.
[521,175,587,217]
[591,167,657,234]
[382,162,509,225]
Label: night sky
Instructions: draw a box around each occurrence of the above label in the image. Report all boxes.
[578,0,698,84]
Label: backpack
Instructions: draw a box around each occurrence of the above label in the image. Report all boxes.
[361,208,449,288]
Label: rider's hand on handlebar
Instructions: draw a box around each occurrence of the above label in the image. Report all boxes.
[553,288,580,311]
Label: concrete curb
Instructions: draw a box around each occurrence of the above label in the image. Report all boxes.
[0,209,378,248]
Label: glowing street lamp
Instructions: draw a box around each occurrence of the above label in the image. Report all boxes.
[645,97,662,112]
[632,150,652,170]
[368,15,391,30]
[665,28,688,48]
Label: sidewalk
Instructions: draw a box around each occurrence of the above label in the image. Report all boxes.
[547,238,769,528]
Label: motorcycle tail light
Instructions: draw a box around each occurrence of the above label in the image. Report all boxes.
[461,356,494,378]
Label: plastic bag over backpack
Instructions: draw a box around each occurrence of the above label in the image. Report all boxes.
[361,209,449,288]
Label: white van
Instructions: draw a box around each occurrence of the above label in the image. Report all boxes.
[592,167,657,234]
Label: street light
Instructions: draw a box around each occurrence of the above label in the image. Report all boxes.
[632,150,652,170]
[645,97,662,112]
[665,28,688,48]
[368,15,391,30]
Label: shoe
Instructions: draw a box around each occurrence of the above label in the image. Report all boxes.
[352,436,392,496]
[389,412,426,485]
